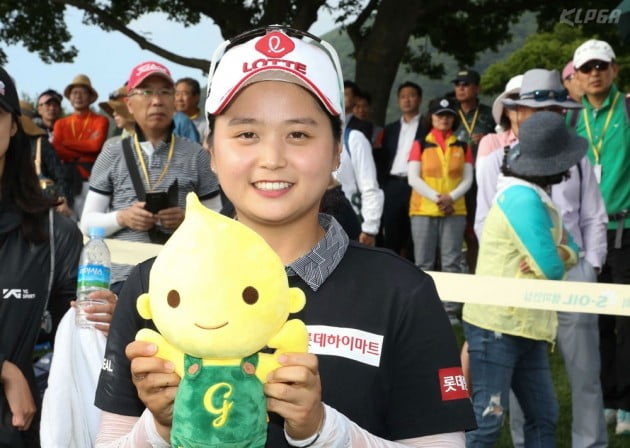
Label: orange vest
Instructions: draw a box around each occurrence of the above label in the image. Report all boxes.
[409,131,468,217]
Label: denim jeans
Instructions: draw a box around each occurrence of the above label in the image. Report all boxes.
[463,322,558,448]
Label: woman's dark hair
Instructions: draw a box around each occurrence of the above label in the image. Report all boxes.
[1,112,59,243]
[500,152,570,188]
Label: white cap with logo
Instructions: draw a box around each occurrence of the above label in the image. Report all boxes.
[205,28,344,119]
[573,39,616,69]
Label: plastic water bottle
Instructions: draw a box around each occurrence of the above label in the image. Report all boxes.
[75,226,111,328]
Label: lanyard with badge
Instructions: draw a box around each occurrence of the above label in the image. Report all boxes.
[133,133,175,192]
[582,91,620,184]
[71,111,92,139]
[458,107,479,144]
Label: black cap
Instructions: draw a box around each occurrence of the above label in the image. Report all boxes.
[451,69,481,85]
[0,67,20,116]
[429,97,457,115]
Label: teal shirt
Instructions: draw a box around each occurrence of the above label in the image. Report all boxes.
[573,84,630,229]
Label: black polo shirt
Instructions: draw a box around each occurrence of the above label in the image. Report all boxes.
[95,216,475,443]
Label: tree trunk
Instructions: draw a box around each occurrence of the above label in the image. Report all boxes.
[352,0,425,125]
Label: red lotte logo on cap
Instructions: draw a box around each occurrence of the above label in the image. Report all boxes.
[255,31,295,58]
[0,81,5,96]
[438,367,469,401]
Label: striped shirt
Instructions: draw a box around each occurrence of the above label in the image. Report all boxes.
[286,214,348,291]
[89,132,219,282]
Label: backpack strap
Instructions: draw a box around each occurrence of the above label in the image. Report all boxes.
[122,137,147,201]
[40,208,55,335]
[34,137,43,177]
[625,94,630,124]
[343,126,351,159]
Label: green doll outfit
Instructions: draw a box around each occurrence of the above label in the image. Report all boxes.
[171,353,267,448]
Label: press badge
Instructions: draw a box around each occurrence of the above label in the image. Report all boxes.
[594,164,602,184]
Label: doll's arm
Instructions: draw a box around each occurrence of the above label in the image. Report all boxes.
[257,319,308,382]
[135,328,185,378]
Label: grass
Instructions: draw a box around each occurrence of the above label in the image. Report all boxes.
[451,325,629,447]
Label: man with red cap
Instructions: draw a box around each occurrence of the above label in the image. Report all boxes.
[80,61,220,293]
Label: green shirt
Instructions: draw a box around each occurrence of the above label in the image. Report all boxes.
[573,84,630,230]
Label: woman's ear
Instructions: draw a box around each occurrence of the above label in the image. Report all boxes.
[10,119,17,137]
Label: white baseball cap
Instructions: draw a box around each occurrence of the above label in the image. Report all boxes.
[205,27,344,118]
[573,39,616,69]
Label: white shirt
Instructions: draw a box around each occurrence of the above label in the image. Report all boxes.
[333,129,384,235]
[390,114,420,176]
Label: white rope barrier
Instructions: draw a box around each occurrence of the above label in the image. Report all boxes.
[103,239,630,316]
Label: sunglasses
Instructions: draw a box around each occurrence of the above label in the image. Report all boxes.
[519,89,568,102]
[206,25,345,113]
[577,60,610,74]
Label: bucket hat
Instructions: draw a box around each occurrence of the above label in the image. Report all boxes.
[502,69,582,110]
[64,74,98,103]
[505,111,587,176]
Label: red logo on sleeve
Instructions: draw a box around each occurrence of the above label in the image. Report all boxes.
[255,31,295,58]
[438,367,469,401]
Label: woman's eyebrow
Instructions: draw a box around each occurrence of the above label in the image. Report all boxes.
[284,117,318,126]
[227,117,258,126]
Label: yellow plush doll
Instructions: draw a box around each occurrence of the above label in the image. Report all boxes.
[136,193,308,448]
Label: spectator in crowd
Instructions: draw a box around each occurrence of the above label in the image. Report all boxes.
[79,61,220,292]
[0,66,83,448]
[475,68,608,447]
[464,111,584,447]
[352,90,381,146]
[333,126,384,246]
[99,86,135,141]
[51,74,109,218]
[474,74,522,236]
[19,101,73,217]
[93,26,476,447]
[452,69,496,273]
[343,79,373,142]
[175,77,207,141]
[407,97,473,323]
[379,81,426,259]
[571,38,630,436]
[34,89,63,140]
[562,60,584,103]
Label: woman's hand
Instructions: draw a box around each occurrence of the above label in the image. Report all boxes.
[265,353,324,441]
[71,289,118,336]
[1,361,36,431]
[125,340,180,441]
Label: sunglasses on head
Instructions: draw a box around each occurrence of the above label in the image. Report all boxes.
[519,89,568,102]
[577,60,610,74]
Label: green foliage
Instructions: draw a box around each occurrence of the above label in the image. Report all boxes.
[482,24,588,95]
[482,21,630,95]
[0,0,76,65]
